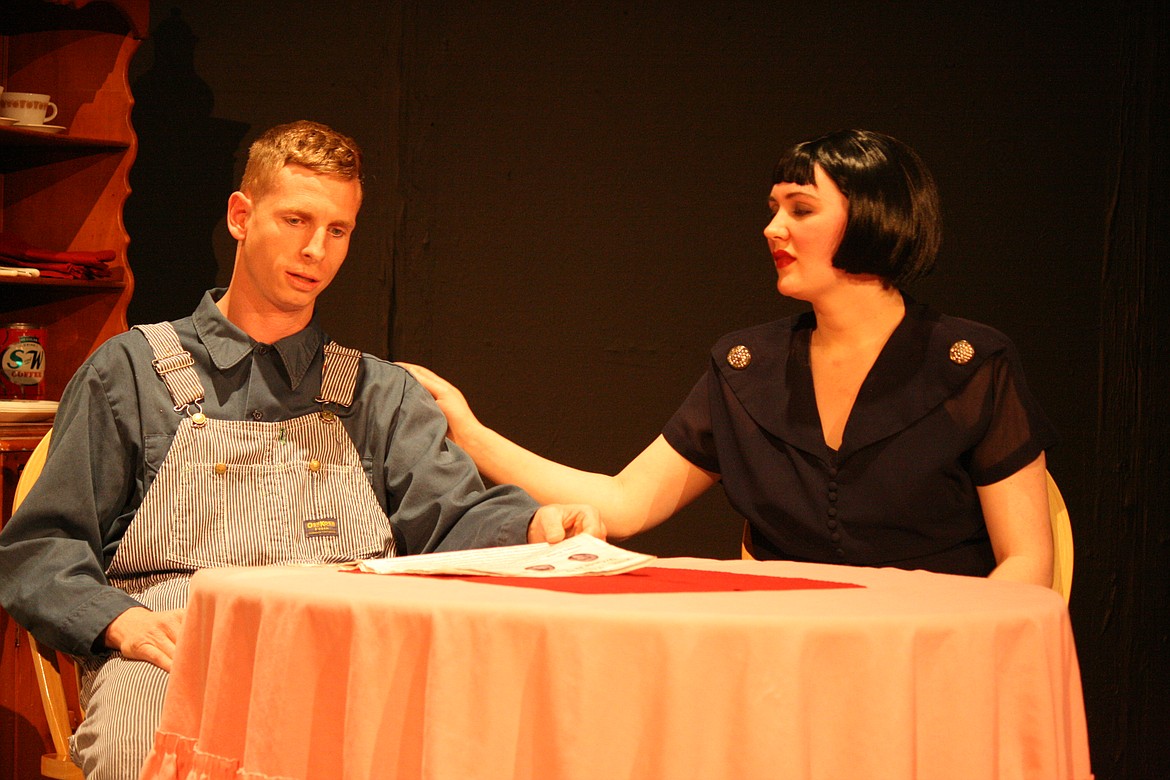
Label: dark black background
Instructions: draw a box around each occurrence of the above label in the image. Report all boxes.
[124,3,1168,777]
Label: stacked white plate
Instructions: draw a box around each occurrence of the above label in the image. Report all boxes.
[0,399,58,423]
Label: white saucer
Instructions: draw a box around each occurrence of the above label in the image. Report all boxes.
[0,117,19,126]
[16,123,67,134]
[0,399,58,423]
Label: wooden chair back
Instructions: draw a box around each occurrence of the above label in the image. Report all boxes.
[13,429,86,780]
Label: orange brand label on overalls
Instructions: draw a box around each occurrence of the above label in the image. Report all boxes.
[304,517,339,538]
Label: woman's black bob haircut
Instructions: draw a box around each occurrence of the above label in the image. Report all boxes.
[772,129,941,288]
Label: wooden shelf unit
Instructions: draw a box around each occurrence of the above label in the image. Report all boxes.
[1,0,148,400]
[1,3,148,778]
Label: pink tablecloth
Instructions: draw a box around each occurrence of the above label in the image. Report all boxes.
[140,558,1093,780]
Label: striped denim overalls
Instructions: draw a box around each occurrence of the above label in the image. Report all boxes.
[71,322,397,780]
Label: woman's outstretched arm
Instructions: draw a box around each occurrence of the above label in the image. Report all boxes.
[397,363,718,539]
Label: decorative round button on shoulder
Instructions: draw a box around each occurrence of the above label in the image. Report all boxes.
[949,340,975,365]
[191,412,208,428]
[726,345,752,370]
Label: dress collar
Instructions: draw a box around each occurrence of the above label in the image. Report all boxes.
[191,288,325,390]
[712,298,1008,462]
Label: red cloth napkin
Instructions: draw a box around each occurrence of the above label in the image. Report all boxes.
[448,566,865,594]
[0,233,115,279]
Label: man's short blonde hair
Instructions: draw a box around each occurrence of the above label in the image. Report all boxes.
[240,120,363,201]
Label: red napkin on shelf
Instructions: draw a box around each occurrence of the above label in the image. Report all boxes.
[0,232,116,280]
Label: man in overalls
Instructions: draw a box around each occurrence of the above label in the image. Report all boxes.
[0,120,603,780]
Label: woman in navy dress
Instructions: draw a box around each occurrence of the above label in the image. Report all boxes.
[401,129,1056,585]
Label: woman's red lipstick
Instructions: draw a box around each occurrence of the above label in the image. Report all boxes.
[772,250,795,269]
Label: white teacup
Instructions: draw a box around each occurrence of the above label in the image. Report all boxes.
[0,92,58,126]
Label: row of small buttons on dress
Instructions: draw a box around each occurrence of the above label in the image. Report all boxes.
[827,463,844,558]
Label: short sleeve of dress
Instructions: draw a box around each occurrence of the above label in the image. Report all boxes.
[662,369,722,474]
[951,343,1059,486]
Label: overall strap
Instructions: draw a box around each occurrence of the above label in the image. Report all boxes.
[317,341,362,408]
[134,323,206,410]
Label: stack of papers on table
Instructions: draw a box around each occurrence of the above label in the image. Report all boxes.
[345,534,654,577]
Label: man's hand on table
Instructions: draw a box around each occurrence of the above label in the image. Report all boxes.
[528,504,606,544]
[103,606,186,672]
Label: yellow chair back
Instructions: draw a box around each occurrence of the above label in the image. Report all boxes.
[1047,472,1074,603]
[12,429,86,780]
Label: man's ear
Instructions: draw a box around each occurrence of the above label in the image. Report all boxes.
[226,191,252,240]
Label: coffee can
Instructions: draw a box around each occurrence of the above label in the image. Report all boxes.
[1,323,47,400]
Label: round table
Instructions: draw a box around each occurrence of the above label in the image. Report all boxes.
[141,558,1092,780]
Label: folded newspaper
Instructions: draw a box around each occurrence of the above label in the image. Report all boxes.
[343,533,655,577]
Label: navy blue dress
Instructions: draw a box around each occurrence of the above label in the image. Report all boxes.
[663,300,1057,576]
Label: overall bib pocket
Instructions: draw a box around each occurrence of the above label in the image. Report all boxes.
[294,462,396,562]
[168,461,295,568]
